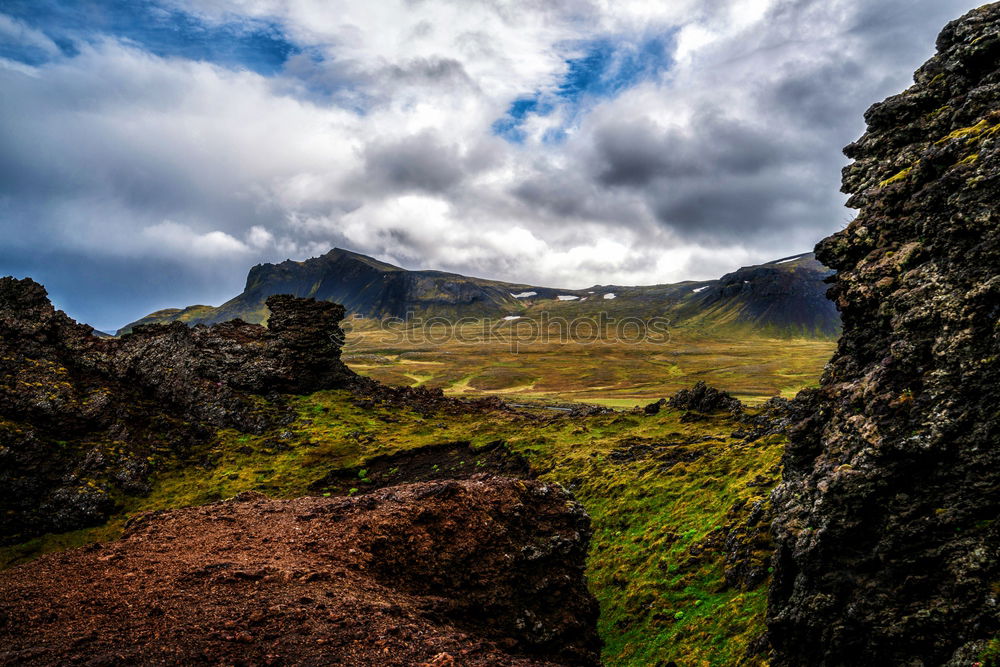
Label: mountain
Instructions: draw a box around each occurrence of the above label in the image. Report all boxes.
[120,248,840,338]
[121,248,546,329]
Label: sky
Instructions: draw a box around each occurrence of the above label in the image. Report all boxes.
[0,0,984,330]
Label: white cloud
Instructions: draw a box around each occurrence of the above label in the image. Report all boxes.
[0,14,61,59]
[246,225,274,249]
[0,0,986,328]
[142,221,251,257]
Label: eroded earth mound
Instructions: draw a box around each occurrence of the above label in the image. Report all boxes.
[0,477,601,666]
[769,4,1000,665]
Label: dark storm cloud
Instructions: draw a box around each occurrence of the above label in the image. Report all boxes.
[510,160,648,226]
[650,174,833,246]
[360,130,503,194]
[362,131,466,192]
[384,56,476,87]
[564,0,979,245]
[590,119,686,186]
[280,53,479,109]
[513,178,593,219]
[591,112,788,188]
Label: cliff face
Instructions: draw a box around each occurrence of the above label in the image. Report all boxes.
[769,5,1000,665]
[0,278,354,542]
[0,478,601,666]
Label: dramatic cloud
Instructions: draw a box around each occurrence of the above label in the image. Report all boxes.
[0,0,983,329]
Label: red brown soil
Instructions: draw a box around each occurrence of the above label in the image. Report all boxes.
[0,477,600,666]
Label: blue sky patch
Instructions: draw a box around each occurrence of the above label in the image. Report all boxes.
[491,97,555,143]
[0,0,297,75]
[493,32,675,144]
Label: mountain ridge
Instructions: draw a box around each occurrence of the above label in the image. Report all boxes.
[120,247,841,339]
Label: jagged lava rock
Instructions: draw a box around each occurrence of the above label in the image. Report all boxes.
[0,277,354,541]
[769,5,1000,665]
[668,381,743,414]
[0,477,601,666]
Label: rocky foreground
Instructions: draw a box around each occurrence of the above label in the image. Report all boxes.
[769,4,1000,665]
[0,277,509,544]
[0,477,601,666]
[0,277,357,542]
[5,4,1000,666]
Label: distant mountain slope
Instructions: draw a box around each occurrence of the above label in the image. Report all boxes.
[123,248,543,330]
[667,254,841,337]
[120,248,840,338]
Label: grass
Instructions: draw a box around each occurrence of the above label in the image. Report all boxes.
[342,320,834,407]
[981,637,1000,666]
[1,388,787,666]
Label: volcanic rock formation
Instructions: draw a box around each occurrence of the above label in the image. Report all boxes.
[667,381,744,415]
[0,277,354,542]
[769,5,1000,665]
[0,478,601,666]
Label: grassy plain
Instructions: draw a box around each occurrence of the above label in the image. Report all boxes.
[343,318,835,407]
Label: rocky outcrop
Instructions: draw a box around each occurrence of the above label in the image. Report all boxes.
[117,292,353,414]
[668,381,743,415]
[0,277,354,542]
[309,439,534,496]
[349,375,513,416]
[769,5,1000,665]
[0,477,601,666]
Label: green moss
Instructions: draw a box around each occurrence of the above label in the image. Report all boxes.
[1,391,784,665]
[926,104,950,118]
[557,428,783,666]
[879,166,914,187]
[936,119,1000,145]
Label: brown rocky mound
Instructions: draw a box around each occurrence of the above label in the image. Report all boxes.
[0,477,601,666]
[769,4,1000,665]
